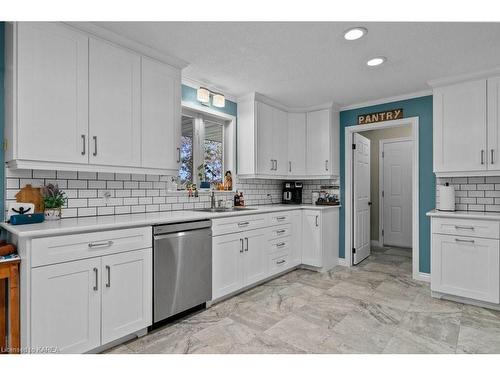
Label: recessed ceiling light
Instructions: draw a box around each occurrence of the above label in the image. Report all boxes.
[344,27,367,41]
[366,56,387,67]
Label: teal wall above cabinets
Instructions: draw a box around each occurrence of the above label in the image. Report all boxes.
[339,95,434,274]
[181,84,237,117]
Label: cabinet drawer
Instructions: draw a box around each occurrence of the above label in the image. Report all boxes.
[269,212,292,225]
[269,251,292,276]
[212,214,268,236]
[432,217,499,239]
[431,234,500,303]
[269,237,291,254]
[31,227,152,267]
[269,224,291,239]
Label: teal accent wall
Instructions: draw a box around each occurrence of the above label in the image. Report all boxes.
[339,95,434,273]
[181,84,237,117]
[0,22,5,219]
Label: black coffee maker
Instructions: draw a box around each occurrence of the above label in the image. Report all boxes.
[282,181,303,204]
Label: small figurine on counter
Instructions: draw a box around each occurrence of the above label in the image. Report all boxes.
[224,171,233,191]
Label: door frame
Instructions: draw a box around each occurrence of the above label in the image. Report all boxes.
[379,137,413,248]
[344,117,424,281]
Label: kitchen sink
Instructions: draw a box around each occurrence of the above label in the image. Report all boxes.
[192,207,258,213]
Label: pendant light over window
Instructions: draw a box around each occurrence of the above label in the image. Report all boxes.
[196,87,225,108]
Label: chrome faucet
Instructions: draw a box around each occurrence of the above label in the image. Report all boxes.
[210,191,216,209]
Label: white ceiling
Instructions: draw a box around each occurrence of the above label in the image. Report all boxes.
[95,22,500,108]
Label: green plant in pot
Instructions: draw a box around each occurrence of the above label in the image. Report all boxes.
[197,164,213,189]
[42,183,67,221]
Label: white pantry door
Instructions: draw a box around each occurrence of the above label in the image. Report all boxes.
[381,139,413,248]
[353,133,371,264]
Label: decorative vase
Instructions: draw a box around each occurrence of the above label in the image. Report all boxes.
[44,207,62,221]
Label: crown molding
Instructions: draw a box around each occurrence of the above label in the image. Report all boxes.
[237,92,338,112]
[340,89,432,111]
[65,22,189,69]
[428,66,500,87]
[181,77,238,103]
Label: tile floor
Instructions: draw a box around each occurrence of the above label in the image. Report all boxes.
[106,246,500,354]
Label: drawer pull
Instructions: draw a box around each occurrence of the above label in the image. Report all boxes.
[93,267,98,291]
[276,242,286,248]
[276,259,286,265]
[105,265,111,288]
[238,221,250,227]
[455,238,475,244]
[240,238,244,253]
[276,216,286,221]
[88,240,114,249]
[454,225,474,231]
[276,229,286,235]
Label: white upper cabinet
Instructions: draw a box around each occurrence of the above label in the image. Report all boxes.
[487,76,500,171]
[12,22,89,164]
[287,113,306,176]
[433,79,487,174]
[141,57,181,171]
[306,109,332,176]
[5,22,183,175]
[89,38,141,168]
[237,93,338,179]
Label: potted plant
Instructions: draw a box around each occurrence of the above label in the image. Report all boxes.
[197,164,213,189]
[42,183,67,221]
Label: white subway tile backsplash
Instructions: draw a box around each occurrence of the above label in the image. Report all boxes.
[437,176,500,212]
[98,172,114,181]
[57,170,78,179]
[78,171,97,180]
[68,180,87,189]
[78,207,97,217]
[88,180,106,189]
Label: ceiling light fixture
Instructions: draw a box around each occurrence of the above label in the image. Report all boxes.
[196,87,210,103]
[344,27,367,41]
[366,56,387,67]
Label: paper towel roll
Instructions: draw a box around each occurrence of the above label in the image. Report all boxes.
[438,183,455,211]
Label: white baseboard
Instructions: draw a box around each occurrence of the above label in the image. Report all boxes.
[414,272,431,283]
[370,240,382,248]
[337,258,348,267]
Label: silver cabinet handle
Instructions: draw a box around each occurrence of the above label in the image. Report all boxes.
[492,149,495,165]
[81,135,86,155]
[92,136,97,156]
[276,259,286,265]
[275,160,278,171]
[270,159,274,171]
[454,225,474,231]
[93,267,98,291]
[238,221,249,227]
[276,229,286,235]
[105,265,111,287]
[289,161,292,172]
[245,237,249,252]
[325,160,329,171]
[481,150,485,165]
[455,238,475,244]
[276,216,286,221]
[88,240,114,249]
[177,147,181,163]
[240,238,244,253]
[315,215,319,227]
[276,242,286,248]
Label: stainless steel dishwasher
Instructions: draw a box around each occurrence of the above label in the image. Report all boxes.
[153,220,212,323]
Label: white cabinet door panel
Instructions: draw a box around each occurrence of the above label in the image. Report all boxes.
[274,108,288,175]
[433,80,487,172]
[142,57,181,170]
[212,233,244,299]
[17,22,88,164]
[488,76,500,171]
[287,113,306,175]
[306,109,331,175]
[256,102,275,175]
[101,249,152,345]
[31,258,101,353]
[302,211,322,267]
[89,38,141,167]
[243,228,268,286]
[291,210,303,266]
[432,234,499,303]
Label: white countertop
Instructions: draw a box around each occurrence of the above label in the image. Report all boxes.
[427,209,500,221]
[0,204,340,238]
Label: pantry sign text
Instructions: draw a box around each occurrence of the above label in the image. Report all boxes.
[357,109,403,125]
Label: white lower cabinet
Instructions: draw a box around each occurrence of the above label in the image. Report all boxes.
[302,211,322,267]
[432,233,500,304]
[430,216,500,305]
[28,228,152,353]
[31,257,101,354]
[302,209,339,270]
[242,229,268,286]
[101,249,152,345]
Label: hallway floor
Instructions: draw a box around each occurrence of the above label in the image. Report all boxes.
[107,246,500,354]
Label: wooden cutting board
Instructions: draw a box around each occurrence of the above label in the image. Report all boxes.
[15,184,44,213]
